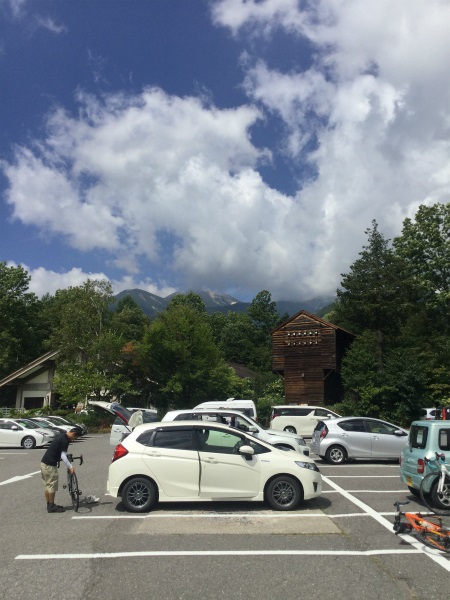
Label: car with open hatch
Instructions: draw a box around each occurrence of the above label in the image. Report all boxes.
[107,420,322,513]
[311,416,409,464]
[0,418,53,449]
[270,405,341,437]
[162,408,310,455]
[399,419,450,509]
[88,401,159,445]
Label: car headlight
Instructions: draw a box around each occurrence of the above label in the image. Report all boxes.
[295,460,320,472]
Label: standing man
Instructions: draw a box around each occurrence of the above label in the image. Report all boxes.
[40,427,80,513]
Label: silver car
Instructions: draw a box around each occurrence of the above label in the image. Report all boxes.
[311,416,409,464]
[162,409,310,456]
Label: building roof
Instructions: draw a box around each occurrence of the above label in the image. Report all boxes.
[271,310,355,337]
[0,350,59,388]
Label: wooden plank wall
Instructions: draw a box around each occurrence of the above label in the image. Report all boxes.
[272,313,342,405]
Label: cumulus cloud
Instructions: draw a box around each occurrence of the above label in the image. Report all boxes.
[7,262,177,299]
[3,0,450,301]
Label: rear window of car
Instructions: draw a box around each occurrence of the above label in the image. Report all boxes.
[438,428,450,451]
[338,419,366,432]
[153,429,196,450]
[409,425,428,449]
[272,407,312,417]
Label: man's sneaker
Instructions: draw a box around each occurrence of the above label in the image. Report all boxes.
[47,503,65,513]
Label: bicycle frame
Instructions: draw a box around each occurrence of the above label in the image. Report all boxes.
[61,454,83,511]
[393,500,450,553]
[423,452,449,494]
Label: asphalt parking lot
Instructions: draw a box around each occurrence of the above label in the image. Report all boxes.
[1,434,449,600]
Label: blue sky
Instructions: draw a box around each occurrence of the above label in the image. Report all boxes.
[1,0,450,302]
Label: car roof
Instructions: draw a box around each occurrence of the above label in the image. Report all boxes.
[165,409,252,417]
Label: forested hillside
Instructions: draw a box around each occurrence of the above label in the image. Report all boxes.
[1,202,449,425]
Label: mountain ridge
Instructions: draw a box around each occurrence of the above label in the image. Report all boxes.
[113,288,335,318]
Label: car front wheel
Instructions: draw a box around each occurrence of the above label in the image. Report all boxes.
[283,426,297,434]
[265,476,303,511]
[325,445,347,464]
[21,436,36,449]
[122,477,157,513]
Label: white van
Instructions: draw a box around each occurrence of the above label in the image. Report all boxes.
[270,405,341,438]
[193,398,257,420]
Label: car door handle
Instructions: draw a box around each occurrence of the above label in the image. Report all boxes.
[371,435,379,440]
[202,457,218,464]
[147,451,161,457]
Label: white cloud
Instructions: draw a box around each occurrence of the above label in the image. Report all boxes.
[3,1,450,301]
[7,262,177,299]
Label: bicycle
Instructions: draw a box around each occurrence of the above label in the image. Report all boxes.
[59,454,83,511]
[393,500,450,553]
[419,452,450,514]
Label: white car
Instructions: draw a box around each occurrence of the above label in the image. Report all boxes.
[0,418,52,448]
[270,405,341,437]
[88,401,158,446]
[162,409,310,456]
[32,416,84,437]
[108,421,322,512]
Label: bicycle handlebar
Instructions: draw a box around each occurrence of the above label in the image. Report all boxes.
[59,453,83,467]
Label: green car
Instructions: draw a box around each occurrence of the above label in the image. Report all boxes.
[400,419,450,509]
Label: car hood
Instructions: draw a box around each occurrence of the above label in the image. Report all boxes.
[88,400,133,425]
[264,429,301,441]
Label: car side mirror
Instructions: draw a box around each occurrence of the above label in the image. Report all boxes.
[11,425,19,430]
[394,430,407,436]
[248,426,258,433]
[239,445,255,459]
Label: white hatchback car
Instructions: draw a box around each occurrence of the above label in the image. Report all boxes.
[108,421,322,512]
[0,418,52,449]
[162,409,310,456]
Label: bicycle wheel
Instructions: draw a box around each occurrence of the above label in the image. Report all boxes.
[68,471,80,511]
[418,530,450,553]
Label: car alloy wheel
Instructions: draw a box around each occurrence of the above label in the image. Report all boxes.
[21,436,36,449]
[122,477,157,513]
[265,475,302,511]
[325,445,346,464]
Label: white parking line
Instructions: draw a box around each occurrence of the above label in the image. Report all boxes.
[323,490,408,493]
[73,512,334,520]
[16,548,421,560]
[0,471,40,486]
[322,475,450,572]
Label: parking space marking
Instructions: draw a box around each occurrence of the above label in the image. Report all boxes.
[323,490,407,493]
[16,548,422,560]
[73,512,332,520]
[323,475,450,572]
[0,471,40,486]
[327,475,399,478]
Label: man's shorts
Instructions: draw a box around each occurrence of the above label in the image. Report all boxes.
[40,462,59,492]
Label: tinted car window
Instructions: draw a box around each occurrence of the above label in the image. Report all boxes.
[153,429,196,450]
[338,419,366,432]
[409,425,428,449]
[273,408,312,417]
[365,420,398,435]
[315,409,334,417]
[439,428,450,451]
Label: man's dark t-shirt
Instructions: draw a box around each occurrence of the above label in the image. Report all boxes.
[41,433,70,466]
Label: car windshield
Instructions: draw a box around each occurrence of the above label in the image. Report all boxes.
[16,419,39,429]
[46,417,71,425]
[29,420,53,429]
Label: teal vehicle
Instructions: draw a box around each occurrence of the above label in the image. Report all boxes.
[400,420,450,510]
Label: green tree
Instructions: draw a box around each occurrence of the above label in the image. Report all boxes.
[138,303,234,413]
[47,280,133,406]
[393,202,450,332]
[0,262,44,379]
[168,291,207,314]
[334,221,417,371]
